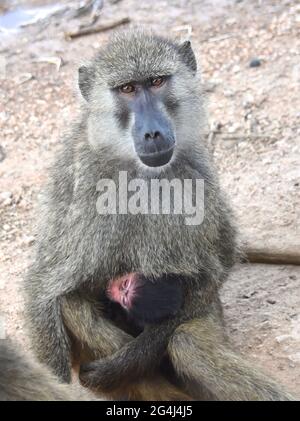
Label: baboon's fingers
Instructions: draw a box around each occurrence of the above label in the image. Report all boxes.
[168,318,295,401]
[78,359,192,401]
[79,358,192,400]
[77,318,179,393]
[81,370,193,401]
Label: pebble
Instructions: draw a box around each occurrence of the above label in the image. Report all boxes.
[276,334,290,343]
[223,89,235,98]
[242,93,255,109]
[2,198,12,206]
[22,235,35,246]
[242,291,257,299]
[267,299,276,305]
[0,191,12,202]
[249,58,262,68]
[228,123,241,133]
[232,65,241,73]
[288,353,300,363]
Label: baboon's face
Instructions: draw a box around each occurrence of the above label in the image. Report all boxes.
[112,76,176,167]
[79,31,202,170]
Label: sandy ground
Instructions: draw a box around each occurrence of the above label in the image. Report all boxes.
[0,0,299,398]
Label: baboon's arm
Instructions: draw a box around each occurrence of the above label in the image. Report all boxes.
[78,277,215,393]
[26,264,132,383]
[168,318,295,401]
[62,293,196,401]
[61,292,133,359]
[79,318,179,392]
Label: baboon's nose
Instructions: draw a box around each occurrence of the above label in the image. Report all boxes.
[144,131,161,141]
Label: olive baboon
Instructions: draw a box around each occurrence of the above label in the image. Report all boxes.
[25,29,293,401]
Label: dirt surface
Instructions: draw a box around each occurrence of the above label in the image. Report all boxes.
[0,0,299,398]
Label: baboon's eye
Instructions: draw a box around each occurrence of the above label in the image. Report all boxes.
[123,278,130,289]
[150,76,165,88]
[119,84,135,94]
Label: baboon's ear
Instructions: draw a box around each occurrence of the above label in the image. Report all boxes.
[78,65,95,101]
[178,41,197,74]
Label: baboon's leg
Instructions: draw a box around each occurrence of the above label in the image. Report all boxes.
[0,340,94,401]
[107,375,193,401]
[168,317,295,401]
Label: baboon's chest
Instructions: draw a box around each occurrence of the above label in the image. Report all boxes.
[94,212,204,277]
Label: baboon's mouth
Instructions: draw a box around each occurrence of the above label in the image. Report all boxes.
[138,146,174,167]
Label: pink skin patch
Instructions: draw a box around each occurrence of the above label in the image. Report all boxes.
[106,273,137,311]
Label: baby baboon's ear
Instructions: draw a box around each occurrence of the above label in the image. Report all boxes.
[177,40,197,74]
[78,65,95,101]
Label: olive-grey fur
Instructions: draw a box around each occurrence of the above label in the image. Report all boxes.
[0,339,95,401]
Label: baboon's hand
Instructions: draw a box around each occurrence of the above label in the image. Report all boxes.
[79,321,174,392]
[79,359,119,392]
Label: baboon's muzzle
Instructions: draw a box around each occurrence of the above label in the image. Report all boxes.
[138,146,174,167]
[132,91,175,167]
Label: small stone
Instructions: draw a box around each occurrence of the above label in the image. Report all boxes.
[249,58,262,68]
[23,235,35,246]
[0,191,12,202]
[2,198,12,206]
[3,224,10,231]
[242,93,255,109]
[232,65,241,73]
[228,123,241,133]
[223,89,235,98]
[210,121,223,132]
[15,73,34,85]
[288,353,300,363]
[241,291,256,299]
[203,81,218,93]
[276,334,290,343]
[267,299,276,305]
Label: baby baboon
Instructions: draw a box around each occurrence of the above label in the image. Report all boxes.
[25,29,294,400]
[0,339,93,401]
[106,272,183,326]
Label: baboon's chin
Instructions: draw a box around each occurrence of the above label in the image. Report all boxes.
[138,147,174,168]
